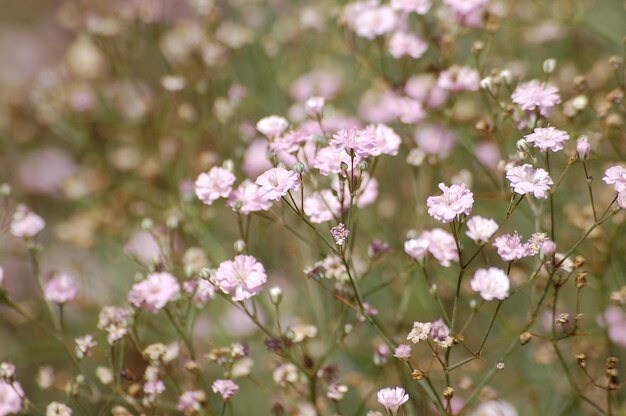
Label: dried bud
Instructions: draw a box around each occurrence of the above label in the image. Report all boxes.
[576,354,586,368]
[184,361,200,372]
[608,56,623,70]
[496,362,505,370]
[472,41,484,55]
[443,387,454,400]
[575,272,587,289]
[519,332,532,345]
[573,256,585,268]
[606,357,619,370]
[557,313,570,325]
[411,369,423,380]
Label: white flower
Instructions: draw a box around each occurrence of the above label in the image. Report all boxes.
[470,268,510,301]
[407,321,432,343]
[466,216,498,243]
[46,402,72,416]
[376,387,409,416]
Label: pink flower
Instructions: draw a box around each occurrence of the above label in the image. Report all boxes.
[327,384,349,401]
[353,6,397,40]
[330,128,377,158]
[470,268,510,300]
[211,379,239,400]
[392,97,425,124]
[414,124,456,159]
[183,278,216,306]
[466,216,498,243]
[366,124,401,156]
[618,192,626,209]
[97,306,131,344]
[603,306,626,348]
[0,380,23,416]
[377,387,409,416]
[393,344,412,360]
[195,167,236,205]
[215,255,267,301]
[304,190,341,223]
[511,80,561,117]
[437,65,480,91]
[44,273,78,304]
[242,139,273,177]
[256,115,288,138]
[404,237,430,261]
[228,180,272,214]
[576,136,591,160]
[144,380,166,396]
[313,146,357,176]
[390,0,431,14]
[506,164,553,199]
[524,126,569,152]
[389,32,428,59]
[427,182,474,223]
[10,205,45,238]
[474,141,501,169]
[269,130,308,154]
[128,272,181,313]
[429,319,451,345]
[177,390,205,413]
[603,166,626,193]
[444,0,488,27]
[255,167,300,201]
[304,96,325,116]
[469,401,517,416]
[493,233,530,261]
[405,74,448,108]
[419,228,459,267]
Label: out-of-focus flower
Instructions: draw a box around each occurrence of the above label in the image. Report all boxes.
[466,216,498,243]
[45,273,78,304]
[273,363,302,387]
[376,387,409,416]
[444,0,488,27]
[469,400,518,416]
[426,182,474,223]
[228,180,272,214]
[438,66,480,91]
[327,384,349,401]
[0,380,23,415]
[366,124,401,156]
[603,306,626,348]
[330,128,377,158]
[256,116,289,138]
[389,32,428,59]
[46,401,72,416]
[214,255,266,301]
[98,306,131,344]
[304,191,341,223]
[183,278,215,307]
[414,124,456,159]
[393,344,412,360]
[75,335,97,359]
[177,390,205,413]
[391,0,431,14]
[128,272,180,313]
[352,6,397,40]
[10,205,45,238]
[195,167,236,205]
[506,164,553,199]
[470,268,510,301]
[603,166,626,193]
[524,127,569,152]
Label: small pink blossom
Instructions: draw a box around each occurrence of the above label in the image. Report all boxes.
[466,216,498,243]
[393,344,412,360]
[470,268,510,301]
[0,380,23,416]
[330,128,377,158]
[195,167,236,205]
[427,183,474,223]
[390,0,431,14]
[269,130,308,154]
[603,306,626,348]
[313,146,357,176]
[255,167,300,201]
[211,379,239,400]
[176,390,205,413]
[377,387,409,416]
[512,80,561,117]
[214,255,267,301]
[603,166,626,193]
[256,115,288,138]
[10,205,45,238]
[506,164,553,199]
[524,126,569,152]
[404,237,430,262]
[128,272,181,313]
[144,380,166,396]
[414,124,456,159]
[228,180,272,214]
[304,190,341,223]
[474,141,501,169]
[365,124,401,156]
[353,6,397,40]
[327,384,349,401]
[444,0,488,27]
[437,65,480,91]
[183,278,216,306]
[493,233,530,262]
[407,229,459,267]
[392,97,425,124]
[389,32,428,59]
[469,401,518,416]
[405,74,448,108]
[45,273,78,304]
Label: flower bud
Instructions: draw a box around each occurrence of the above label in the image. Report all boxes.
[0,184,11,196]
[166,216,179,229]
[340,162,349,172]
[234,240,246,253]
[141,218,154,231]
[540,239,556,259]
[499,69,512,85]
[294,162,305,173]
[480,77,493,92]
[543,58,557,74]
[304,96,325,116]
[269,286,283,305]
[357,160,368,171]
[223,159,235,172]
[576,136,591,160]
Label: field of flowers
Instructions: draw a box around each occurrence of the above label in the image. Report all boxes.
[1,0,626,415]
